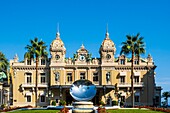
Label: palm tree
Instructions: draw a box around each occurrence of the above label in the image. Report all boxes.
[135,36,145,64]
[0,52,9,73]
[25,37,48,107]
[120,33,145,107]
[162,91,170,107]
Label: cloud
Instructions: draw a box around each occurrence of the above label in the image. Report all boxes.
[156,77,170,80]
[156,81,170,85]
[118,45,122,48]
[115,54,120,57]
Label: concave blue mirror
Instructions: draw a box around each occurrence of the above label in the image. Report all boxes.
[70,79,96,101]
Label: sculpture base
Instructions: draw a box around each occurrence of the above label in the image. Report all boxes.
[72,101,94,113]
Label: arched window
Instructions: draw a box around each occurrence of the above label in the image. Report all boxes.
[93,72,98,82]
[120,59,125,65]
[80,72,85,80]
[27,59,31,65]
[106,72,110,82]
[41,58,46,65]
[55,72,60,81]
[67,73,72,82]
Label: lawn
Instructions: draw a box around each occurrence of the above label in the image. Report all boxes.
[107,109,165,113]
[8,109,165,113]
[8,110,60,113]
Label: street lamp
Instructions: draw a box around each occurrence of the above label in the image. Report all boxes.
[103,85,106,103]
[59,85,62,99]
[47,89,54,105]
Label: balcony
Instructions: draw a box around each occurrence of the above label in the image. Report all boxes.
[38,82,48,88]
[134,82,144,87]
[118,82,144,87]
[21,82,48,88]
[65,82,73,85]
[93,81,99,85]
[21,83,35,88]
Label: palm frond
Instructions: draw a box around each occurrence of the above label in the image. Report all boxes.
[0,52,9,72]
[132,36,137,42]
[126,35,131,40]
[25,37,48,59]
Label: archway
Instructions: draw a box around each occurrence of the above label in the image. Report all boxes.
[65,90,73,105]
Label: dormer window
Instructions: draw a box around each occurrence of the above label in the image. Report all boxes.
[134,60,139,65]
[120,59,125,65]
[41,59,46,65]
[27,59,31,65]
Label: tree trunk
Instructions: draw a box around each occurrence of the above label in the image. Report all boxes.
[131,51,134,108]
[35,57,39,107]
[166,98,168,108]
[137,55,140,65]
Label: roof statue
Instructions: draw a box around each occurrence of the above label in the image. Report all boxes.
[56,23,60,39]
[105,23,109,39]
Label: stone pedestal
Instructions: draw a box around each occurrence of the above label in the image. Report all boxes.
[72,101,94,113]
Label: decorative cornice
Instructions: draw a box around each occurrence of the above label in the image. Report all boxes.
[12,66,49,70]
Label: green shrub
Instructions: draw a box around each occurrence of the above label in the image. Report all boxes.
[112,100,118,106]
[1,104,6,109]
[59,100,66,106]
[51,100,56,106]
[120,101,124,106]
[99,100,105,106]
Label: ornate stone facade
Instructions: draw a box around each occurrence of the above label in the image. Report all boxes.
[9,29,162,107]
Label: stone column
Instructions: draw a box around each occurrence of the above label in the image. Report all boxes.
[74,68,78,81]
[87,67,91,81]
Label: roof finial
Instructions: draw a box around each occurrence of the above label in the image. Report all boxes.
[105,23,109,39]
[14,53,19,62]
[56,23,60,39]
[106,23,108,33]
[81,43,85,49]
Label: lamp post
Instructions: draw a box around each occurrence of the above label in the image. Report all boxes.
[0,89,3,105]
[48,89,53,105]
[59,85,62,99]
[103,85,106,103]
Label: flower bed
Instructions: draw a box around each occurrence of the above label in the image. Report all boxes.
[0,105,33,112]
[134,106,170,113]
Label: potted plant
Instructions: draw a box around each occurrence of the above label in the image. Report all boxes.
[112,100,118,106]
[99,100,105,106]
[51,100,56,106]
[59,100,66,106]
[1,104,6,110]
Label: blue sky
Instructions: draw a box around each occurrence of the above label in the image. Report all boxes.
[0,0,170,96]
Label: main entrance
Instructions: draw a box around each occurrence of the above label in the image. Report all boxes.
[92,90,100,105]
[65,89,74,105]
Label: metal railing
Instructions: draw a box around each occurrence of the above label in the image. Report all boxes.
[118,82,144,87]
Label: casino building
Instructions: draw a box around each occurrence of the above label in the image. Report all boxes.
[9,28,162,107]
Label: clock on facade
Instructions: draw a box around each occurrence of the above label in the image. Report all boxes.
[106,54,111,60]
[79,55,85,61]
[55,54,60,60]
